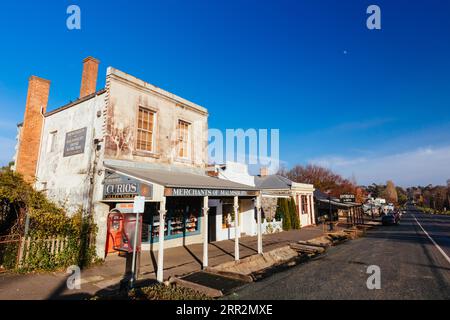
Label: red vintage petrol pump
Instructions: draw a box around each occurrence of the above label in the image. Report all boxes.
[106,202,145,290]
[106,205,142,255]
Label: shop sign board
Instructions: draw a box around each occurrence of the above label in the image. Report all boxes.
[262,189,291,196]
[115,203,134,213]
[133,196,146,213]
[103,172,153,200]
[165,188,258,197]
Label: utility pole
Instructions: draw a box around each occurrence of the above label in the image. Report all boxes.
[371,202,374,220]
[328,194,333,231]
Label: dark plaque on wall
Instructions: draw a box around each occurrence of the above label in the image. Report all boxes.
[63,127,87,157]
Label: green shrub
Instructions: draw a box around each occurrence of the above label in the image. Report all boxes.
[279,198,291,230]
[289,198,301,229]
[0,167,97,272]
[0,242,19,269]
[275,201,283,221]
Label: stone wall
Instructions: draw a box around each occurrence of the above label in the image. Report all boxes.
[261,197,278,220]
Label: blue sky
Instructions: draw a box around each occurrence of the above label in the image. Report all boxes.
[1,0,450,186]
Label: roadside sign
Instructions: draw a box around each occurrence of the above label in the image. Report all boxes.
[115,203,134,213]
[130,196,145,288]
[133,196,145,213]
[340,194,355,203]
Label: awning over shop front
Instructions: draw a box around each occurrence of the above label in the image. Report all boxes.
[104,164,259,198]
[103,163,264,282]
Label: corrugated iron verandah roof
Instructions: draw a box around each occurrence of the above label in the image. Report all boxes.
[105,165,259,191]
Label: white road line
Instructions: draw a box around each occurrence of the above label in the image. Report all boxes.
[413,214,450,265]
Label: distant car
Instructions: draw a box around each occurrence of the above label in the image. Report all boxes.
[393,211,401,222]
[382,214,399,226]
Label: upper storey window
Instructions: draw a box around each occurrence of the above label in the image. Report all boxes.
[177,120,190,159]
[48,131,57,153]
[137,107,155,152]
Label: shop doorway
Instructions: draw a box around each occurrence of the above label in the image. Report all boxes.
[208,207,217,242]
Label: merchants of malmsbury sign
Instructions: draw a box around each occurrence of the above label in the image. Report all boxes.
[165,188,258,197]
[63,127,87,157]
[103,172,153,200]
[340,194,356,203]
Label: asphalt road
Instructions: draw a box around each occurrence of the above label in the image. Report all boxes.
[227,207,450,300]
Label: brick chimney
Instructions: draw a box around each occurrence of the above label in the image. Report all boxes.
[79,56,100,98]
[16,76,51,182]
[260,167,269,177]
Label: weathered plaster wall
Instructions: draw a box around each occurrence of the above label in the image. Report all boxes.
[35,92,111,258]
[104,68,208,170]
[36,93,105,213]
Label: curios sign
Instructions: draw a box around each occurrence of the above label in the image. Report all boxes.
[103,171,153,200]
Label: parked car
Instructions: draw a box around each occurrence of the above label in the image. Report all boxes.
[382,213,399,226]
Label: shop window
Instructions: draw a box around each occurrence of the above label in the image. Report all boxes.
[150,213,168,240]
[222,203,236,229]
[137,107,155,152]
[177,120,190,159]
[141,223,150,243]
[222,200,243,229]
[149,199,200,242]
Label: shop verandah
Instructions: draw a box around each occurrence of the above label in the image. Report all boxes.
[103,164,263,282]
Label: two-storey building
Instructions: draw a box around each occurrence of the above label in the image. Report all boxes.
[13,58,261,281]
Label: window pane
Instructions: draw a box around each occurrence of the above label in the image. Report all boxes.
[149,113,154,131]
[138,110,143,129]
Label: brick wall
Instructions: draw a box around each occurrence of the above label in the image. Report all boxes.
[79,57,99,98]
[16,76,50,182]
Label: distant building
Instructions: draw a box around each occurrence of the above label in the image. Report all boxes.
[447,179,450,188]
[254,168,315,227]
[206,163,316,229]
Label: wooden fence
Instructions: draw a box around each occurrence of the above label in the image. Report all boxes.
[18,236,70,264]
[262,218,283,234]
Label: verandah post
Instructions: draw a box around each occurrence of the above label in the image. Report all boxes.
[157,197,167,282]
[234,196,240,261]
[256,195,263,254]
[202,196,209,268]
